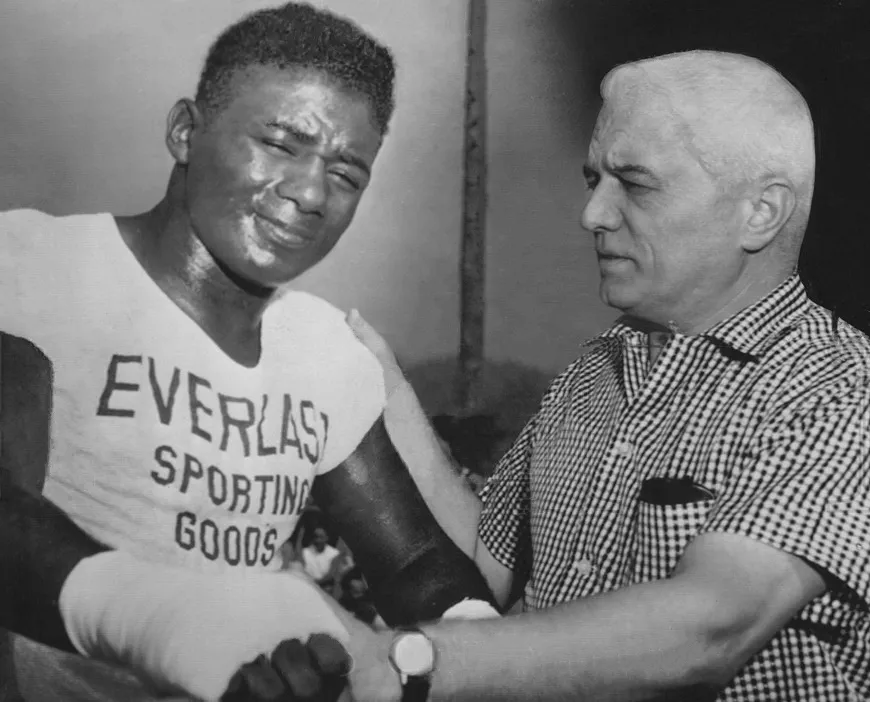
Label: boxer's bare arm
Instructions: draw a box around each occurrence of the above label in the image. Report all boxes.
[0,332,108,652]
[312,418,499,626]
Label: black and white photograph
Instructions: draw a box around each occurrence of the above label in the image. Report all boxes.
[1,1,868,700]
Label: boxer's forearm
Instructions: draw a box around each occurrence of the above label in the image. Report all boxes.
[421,577,728,701]
[313,418,498,626]
[383,380,482,557]
[0,481,106,651]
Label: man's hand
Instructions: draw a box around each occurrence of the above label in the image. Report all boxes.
[222,634,353,702]
[264,603,402,702]
[257,598,501,701]
[346,310,406,397]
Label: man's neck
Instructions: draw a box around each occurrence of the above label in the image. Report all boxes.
[659,269,794,336]
[115,196,276,367]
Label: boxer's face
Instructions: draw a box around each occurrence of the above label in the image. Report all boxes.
[580,94,745,329]
[174,65,382,290]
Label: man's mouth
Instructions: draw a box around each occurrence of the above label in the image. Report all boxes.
[597,251,630,261]
[254,213,315,250]
[596,252,634,272]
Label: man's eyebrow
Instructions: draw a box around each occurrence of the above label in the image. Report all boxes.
[264,120,372,177]
[266,120,318,145]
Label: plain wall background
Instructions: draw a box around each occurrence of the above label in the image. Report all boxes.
[484,2,614,374]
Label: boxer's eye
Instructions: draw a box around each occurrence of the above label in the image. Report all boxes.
[262,140,297,157]
[330,171,362,191]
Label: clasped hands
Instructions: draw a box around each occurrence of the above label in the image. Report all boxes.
[220,588,401,702]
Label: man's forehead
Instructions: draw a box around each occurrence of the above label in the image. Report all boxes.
[222,65,382,150]
[588,99,682,166]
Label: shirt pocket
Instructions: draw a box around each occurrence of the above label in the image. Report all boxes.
[631,497,715,583]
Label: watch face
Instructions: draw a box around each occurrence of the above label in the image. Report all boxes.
[392,632,436,676]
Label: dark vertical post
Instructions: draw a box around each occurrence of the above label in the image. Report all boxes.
[458,0,488,413]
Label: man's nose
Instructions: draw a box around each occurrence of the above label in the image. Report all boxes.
[276,158,327,216]
[579,179,622,233]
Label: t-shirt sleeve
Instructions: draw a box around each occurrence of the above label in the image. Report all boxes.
[702,372,870,603]
[0,209,68,340]
[0,210,32,334]
[305,301,386,476]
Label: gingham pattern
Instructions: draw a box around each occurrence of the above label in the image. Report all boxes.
[479,275,870,700]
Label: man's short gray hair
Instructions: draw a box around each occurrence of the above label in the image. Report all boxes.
[601,51,815,239]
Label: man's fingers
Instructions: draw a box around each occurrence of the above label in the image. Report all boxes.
[221,654,287,702]
[305,634,351,702]
[346,311,392,359]
[271,639,323,700]
[307,633,353,677]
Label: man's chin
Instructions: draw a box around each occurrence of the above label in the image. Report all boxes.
[599,279,643,312]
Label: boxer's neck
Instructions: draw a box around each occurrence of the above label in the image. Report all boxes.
[115,197,270,368]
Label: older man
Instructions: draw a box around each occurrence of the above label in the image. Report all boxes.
[339,50,870,701]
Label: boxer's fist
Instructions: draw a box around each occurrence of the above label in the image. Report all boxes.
[59,552,350,701]
[222,634,351,702]
[248,606,401,702]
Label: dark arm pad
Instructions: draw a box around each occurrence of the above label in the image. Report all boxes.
[0,481,107,651]
[312,418,498,626]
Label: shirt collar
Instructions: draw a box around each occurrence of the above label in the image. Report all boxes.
[583,274,810,360]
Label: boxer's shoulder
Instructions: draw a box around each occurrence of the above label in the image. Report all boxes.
[0,209,113,252]
[269,290,367,360]
[272,289,346,326]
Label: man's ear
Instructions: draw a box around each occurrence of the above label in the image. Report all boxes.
[741,178,797,253]
[165,98,204,166]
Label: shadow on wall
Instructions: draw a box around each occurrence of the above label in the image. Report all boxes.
[544,0,870,335]
[403,357,553,477]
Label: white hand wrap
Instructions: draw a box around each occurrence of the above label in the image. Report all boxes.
[59,551,348,701]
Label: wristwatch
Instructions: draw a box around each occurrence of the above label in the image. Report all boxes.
[388,628,437,702]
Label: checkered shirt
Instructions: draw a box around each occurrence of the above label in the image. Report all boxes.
[479,275,870,700]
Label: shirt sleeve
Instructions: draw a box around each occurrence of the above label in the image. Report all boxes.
[702,372,870,603]
[478,415,534,572]
[478,361,579,572]
[312,305,386,476]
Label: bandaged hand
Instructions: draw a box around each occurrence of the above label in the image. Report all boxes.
[59,551,350,701]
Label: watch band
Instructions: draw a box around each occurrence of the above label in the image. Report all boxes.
[401,675,432,702]
[389,628,436,702]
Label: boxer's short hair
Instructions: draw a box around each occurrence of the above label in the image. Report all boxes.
[195,2,395,134]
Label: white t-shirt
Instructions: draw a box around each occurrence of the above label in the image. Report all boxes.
[301,544,341,582]
[0,210,385,700]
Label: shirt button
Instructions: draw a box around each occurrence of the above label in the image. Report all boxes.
[572,558,593,577]
[613,441,634,458]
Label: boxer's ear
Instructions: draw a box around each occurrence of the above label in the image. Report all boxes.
[165,98,203,166]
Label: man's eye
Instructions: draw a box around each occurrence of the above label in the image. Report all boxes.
[584,178,598,192]
[620,178,648,192]
[329,171,361,191]
[262,140,295,156]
